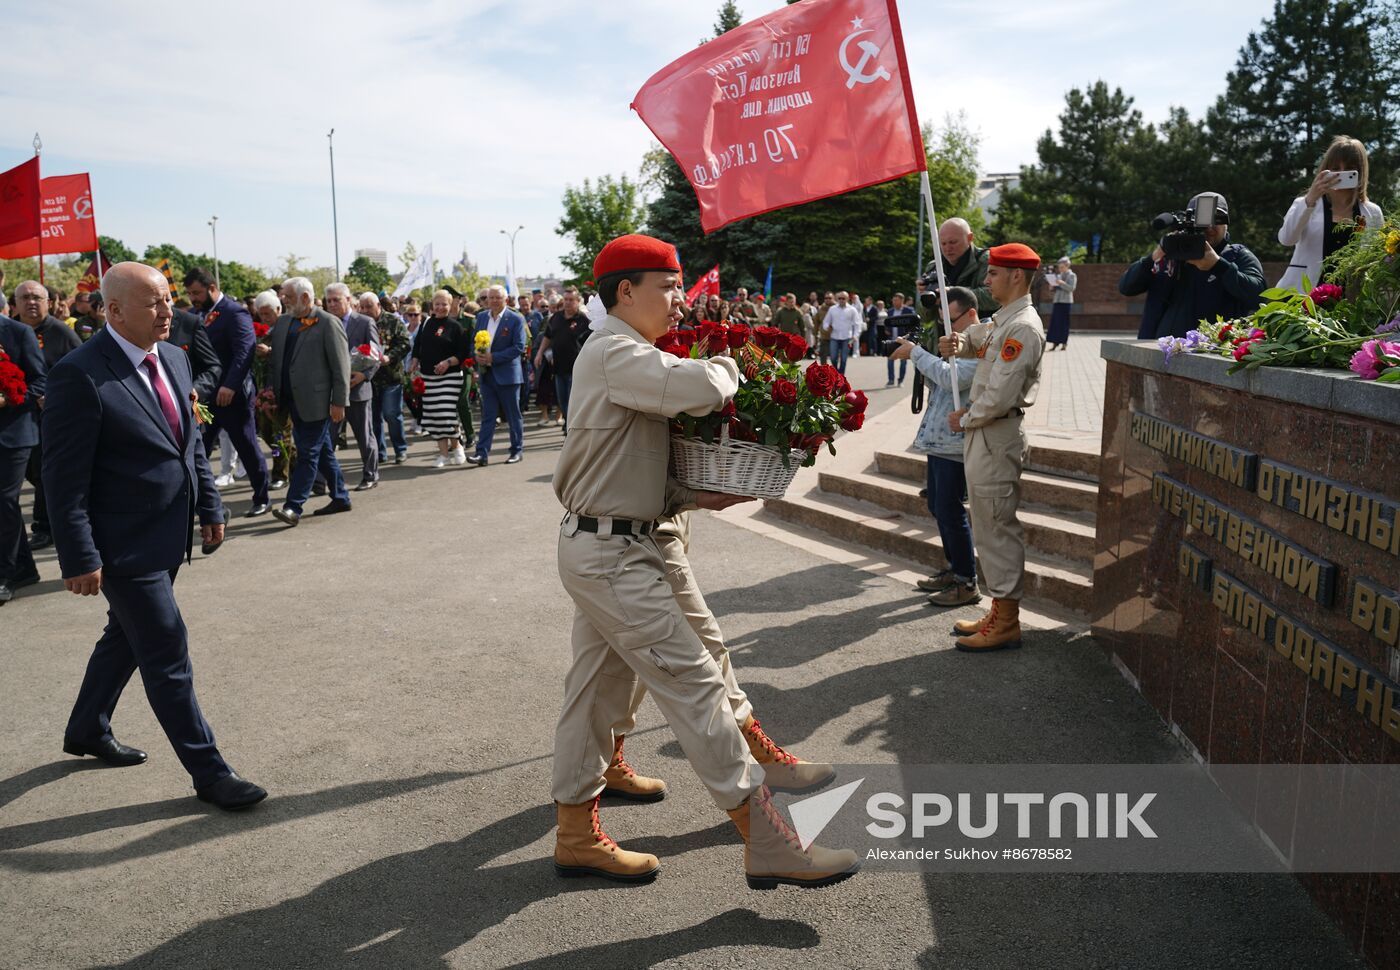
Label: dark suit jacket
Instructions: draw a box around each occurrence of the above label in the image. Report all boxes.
[166,308,223,404]
[473,309,526,385]
[0,315,47,449]
[202,294,256,402]
[343,311,380,403]
[41,328,224,579]
[268,309,351,422]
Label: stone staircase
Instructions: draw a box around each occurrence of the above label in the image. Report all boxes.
[761,438,1098,618]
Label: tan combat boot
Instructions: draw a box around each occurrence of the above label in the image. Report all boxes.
[602,735,667,802]
[954,598,1022,652]
[952,604,994,636]
[741,715,834,794]
[554,795,660,883]
[727,785,860,890]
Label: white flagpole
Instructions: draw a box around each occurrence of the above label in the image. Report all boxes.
[918,170,960,411]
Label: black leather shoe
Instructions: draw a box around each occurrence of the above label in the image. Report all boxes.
[29,532,53,549]
[244,502,272,518]
[63,736,148,766]
[464,454,486,466]
[196,772,267,811]
[505,452,522,464]
[312,498,353,516]
[272,506,300,527]
[353,479,378,491]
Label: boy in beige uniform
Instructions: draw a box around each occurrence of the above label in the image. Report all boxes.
[938,243,1046,652]
[551,234,857,890]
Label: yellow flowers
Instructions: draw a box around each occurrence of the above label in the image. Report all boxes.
[1385,231,1400,256]
[475,330,491,353]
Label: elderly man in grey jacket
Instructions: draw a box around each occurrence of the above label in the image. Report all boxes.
[324,282,380,490]
[268,277,352,525]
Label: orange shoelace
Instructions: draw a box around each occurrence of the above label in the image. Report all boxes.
[589,796,618,849]
[610,740,637,778]
[755,787,806,853]
[746,718,798,765]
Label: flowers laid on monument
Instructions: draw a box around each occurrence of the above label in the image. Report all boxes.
[0,348,28,408]
[660,322,863,498]
[1161,219,1400,381]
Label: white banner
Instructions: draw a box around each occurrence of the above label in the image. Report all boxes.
[392,243,434,298]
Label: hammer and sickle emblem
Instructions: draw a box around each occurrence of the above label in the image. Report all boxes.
[73,194,93,219]
[839,24,891,90]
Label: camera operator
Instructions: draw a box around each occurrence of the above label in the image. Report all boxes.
[1118,192,1265,339]
[1277,136,1383,294]
[918,219,998,328]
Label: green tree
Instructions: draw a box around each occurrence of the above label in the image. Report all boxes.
[345,255,393,293]
[714,0,742,35]
[1205,0,1400,259]
[96,235,138,264]
[556,174,647,279]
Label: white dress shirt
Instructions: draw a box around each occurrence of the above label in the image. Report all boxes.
[109,324,177,405]
[825,303,863,341]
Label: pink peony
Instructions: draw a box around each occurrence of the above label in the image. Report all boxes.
[1349,339,1400,380]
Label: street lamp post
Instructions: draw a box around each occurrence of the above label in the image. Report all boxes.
[208,215,220,290]
[328,128,341,280]
[499,225,523,294]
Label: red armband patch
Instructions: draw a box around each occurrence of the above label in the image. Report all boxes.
[1001,338,1023,362]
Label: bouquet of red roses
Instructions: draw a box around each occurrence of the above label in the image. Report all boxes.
[0,348,29,409]
[350,341,383,375]
[658,322,868,498]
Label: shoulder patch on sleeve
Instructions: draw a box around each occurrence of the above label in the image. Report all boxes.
[1001,338,1023,362]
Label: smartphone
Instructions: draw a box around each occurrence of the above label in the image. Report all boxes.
[1333,170,1360,189]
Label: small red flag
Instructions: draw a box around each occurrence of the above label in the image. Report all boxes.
[0,173,99,258]
[686,265,721,305]
[77,252,112,293]
[632,0,925,233]
[0,157,42,248]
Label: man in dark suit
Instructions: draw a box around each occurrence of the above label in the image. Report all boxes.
[469,285,526,466]
[42,263,265,810]
[13,280,82,550]
[0,313,46,604]
[324,283,380,490]
[268,277,352,525]
[184,268,271,517]
[165,304,223,405]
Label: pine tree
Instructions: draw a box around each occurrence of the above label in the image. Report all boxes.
[714,0,742,36]
[1206,0,1400,259]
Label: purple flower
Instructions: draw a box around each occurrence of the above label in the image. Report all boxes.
[1377,314,1400,335]
[1349,339,1400,380]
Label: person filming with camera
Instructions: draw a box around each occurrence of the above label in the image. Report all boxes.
[1276,136,1383,294]
[1118,192,1266,339]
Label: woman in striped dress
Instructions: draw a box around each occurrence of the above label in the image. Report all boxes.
[412,290,472,468]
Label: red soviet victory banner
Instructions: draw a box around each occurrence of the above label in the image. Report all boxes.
[0,157,42,248]
[0,173,98,259]
[77,252,113,293]
[632,0,925,233]
[685,264,721,305]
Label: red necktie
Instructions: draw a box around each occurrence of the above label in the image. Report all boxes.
[141,353,185,447]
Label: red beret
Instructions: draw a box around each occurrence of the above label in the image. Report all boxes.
[592,234,682,280]
[988,243,1041,269]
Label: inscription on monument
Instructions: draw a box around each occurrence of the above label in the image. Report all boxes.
[1350,578,1400,650]
[1153,474,1336,606]
[1131,411,1259,490]
[1256,458,1400,558]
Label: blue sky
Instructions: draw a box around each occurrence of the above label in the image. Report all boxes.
[2,0,1274,279]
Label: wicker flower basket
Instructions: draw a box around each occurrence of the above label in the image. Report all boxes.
[669,426,807,499]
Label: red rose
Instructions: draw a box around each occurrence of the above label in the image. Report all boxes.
[771,379,797,405]
[357,343,372,355]
[844,390,869,413]
[804,363,837,397]
[729,419,759,442]
[726,323,751,349]
[833,372,851,396]
[253,322,271,338]
[782,333,808,361]
[753,325,782,350]
[675,328,698,347]
[695,321,726,354]
[801,432,829,452]
[720,400,737,419]
[411,376,427,395]
[656,332,681,353]
[664,344,690,359]
[840,411,865,432]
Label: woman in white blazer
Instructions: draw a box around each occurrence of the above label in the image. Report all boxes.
[1277,136,1383,294]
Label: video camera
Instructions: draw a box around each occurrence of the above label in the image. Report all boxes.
[1151,192,1225,261]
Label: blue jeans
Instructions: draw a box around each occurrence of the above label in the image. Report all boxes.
[927,455,975,580]
[373,383,407,460]
[554,373,573,421]
[829,338,852,373]
[285,415,348,514]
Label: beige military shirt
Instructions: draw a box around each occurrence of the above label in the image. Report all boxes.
[553,315,740,522]
[956,293,1045,429]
